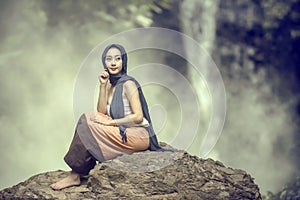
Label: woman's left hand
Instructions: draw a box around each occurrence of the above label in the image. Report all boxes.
[100,118,115,126]
[91,114,115,126]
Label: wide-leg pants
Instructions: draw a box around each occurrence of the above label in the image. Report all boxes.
[64,112,150,175]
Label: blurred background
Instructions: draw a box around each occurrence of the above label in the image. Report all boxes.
[0,0,299,198]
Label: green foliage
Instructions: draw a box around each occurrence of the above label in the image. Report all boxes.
[42,0,171,29]
[261,0,298,28]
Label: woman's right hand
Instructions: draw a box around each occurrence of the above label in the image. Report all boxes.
[99,69,109,84]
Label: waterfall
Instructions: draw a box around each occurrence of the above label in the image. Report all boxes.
[179,0,222,157]
[180,0,219,53]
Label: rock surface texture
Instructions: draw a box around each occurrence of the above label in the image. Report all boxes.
[0,145,261,200]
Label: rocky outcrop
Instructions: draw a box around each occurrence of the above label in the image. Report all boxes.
[264,175,300,200]
[0,144,261,199]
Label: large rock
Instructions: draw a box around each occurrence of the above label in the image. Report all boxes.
[0,145,261,199]
[264,175,300,200]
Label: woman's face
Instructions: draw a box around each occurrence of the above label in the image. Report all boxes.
[104,48,123,76]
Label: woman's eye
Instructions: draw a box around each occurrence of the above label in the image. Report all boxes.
[106,58,112,62]
[116,57,121,61]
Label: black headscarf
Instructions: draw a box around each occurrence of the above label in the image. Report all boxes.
[101,44,162,151]
[102,44,127,86]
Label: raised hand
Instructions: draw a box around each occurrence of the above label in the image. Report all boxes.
[98,69,109,84]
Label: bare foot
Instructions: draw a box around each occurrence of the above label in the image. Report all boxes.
[50,171,81,190]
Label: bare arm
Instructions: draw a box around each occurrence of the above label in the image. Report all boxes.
[105,80,144,126]
[97,70,109,114]
[97,84,108,114]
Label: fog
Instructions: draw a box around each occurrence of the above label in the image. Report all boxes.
[178,0,300,194]
[0,1,82,189]
[0,0,299,196]
[210,66,297,194]
[0,1,193,189]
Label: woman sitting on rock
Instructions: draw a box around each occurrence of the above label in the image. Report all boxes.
[51,44,162,190]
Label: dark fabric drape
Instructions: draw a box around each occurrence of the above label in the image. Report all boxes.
[64,130,97,175]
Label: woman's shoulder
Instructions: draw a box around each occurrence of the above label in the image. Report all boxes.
[122,75,139,86]
[123,79,137,90]
[123,77,141,97]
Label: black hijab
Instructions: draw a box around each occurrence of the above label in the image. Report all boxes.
[102,44,128,85]
[101,44,162,151]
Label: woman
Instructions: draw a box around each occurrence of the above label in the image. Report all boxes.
[51,44,162,190]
